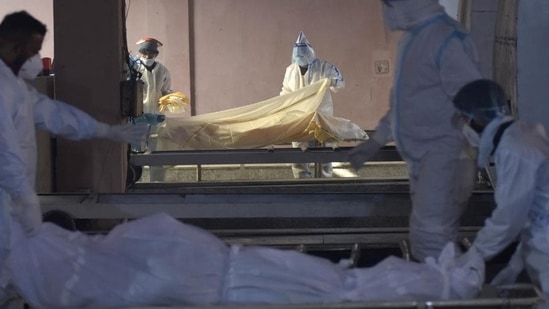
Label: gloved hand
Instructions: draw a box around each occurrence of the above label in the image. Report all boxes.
[96,123,149,146]
[134,113,166,126]
[450,245,485,299]
[12,193,42,236]
[455,245,482,267]
[347,139,383,171]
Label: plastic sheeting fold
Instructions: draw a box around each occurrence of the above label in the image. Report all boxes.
[157,79,367,150]
[5,213,484,308]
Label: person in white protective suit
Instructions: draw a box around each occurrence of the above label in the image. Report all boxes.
[3,212,484,308]
[347,0,482,261]
[133,37,173,181]
[280,31,345,179]
[0,10,147,298]
[453,79,549,307]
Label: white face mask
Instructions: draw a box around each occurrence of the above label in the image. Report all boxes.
[140,57,156,66]
[462,124,480,147]
[19,54,43,80]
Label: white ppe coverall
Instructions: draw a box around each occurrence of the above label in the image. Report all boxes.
[5,213,484,308]
[376,0,482,261]
[135,60,172,181]
[0,59,116,288]
[281,32,345,178]
[468,116,549,301]
[136,60,172,115]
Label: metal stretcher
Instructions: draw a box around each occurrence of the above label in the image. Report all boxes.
[30,186,543,308]
[129,146,402,181]
[28,148,528,308]
[1,284,543,309]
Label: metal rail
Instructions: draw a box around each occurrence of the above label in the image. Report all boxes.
[5,285,539,309]
[39,190,494,221]
[129,146,402,166]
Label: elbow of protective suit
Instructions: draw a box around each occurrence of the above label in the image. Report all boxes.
[330,78,344,92]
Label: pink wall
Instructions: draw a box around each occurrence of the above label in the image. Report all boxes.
[125,0,399,129]
[1,1,471,132]
[0,0,55,59]
[2,1,399,130]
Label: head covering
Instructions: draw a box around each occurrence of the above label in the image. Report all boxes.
[136,37,163,54]
[291,31,316,66]
[453,79,510,125]
[381,0,445,31]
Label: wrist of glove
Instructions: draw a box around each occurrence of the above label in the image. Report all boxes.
[95,123,149,146]
[347,138,384,171]
[12,193,42,236]
[450,245,485,299]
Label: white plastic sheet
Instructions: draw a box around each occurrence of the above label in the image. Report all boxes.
[4,213,484,308]
[157,79,367,150]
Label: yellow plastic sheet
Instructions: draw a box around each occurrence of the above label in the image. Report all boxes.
[158,91,191,113]
[157,78,367,150]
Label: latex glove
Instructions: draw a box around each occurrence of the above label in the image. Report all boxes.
[134,113,166,126]
[347,139,383,171]
[451,245,485,299]
[455,245,483,267]
[12,193,42,236]
[96,123,149,145]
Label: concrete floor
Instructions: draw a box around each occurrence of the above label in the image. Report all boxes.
[138,162,409,183]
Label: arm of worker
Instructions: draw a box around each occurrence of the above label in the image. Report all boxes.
[471,150,535,261]
[326,63,345,93]
[346,92,394,170]
[31,89,147,145]
[280,65,295,96]
[160,67,173,96]
[0,94,42,236]
[438,34,482,99]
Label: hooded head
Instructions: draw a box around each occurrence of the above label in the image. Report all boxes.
[291,31,316,67]
[453,79,510,132]
[0,11,46,74]
[136,37,163,66]
[452,79,511,150]
[381,0,445,31]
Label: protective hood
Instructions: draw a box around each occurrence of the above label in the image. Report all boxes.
[291,31,316,66]
[382,0,446,31]
[137,37,163,54]
[477,115,514,168]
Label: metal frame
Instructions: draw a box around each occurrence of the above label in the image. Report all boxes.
[5,284,539,309]
[130,146,402,166]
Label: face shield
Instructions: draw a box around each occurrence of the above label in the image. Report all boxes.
[291,31,316,66]
[292,44,314,66]
[453,79,510,127]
